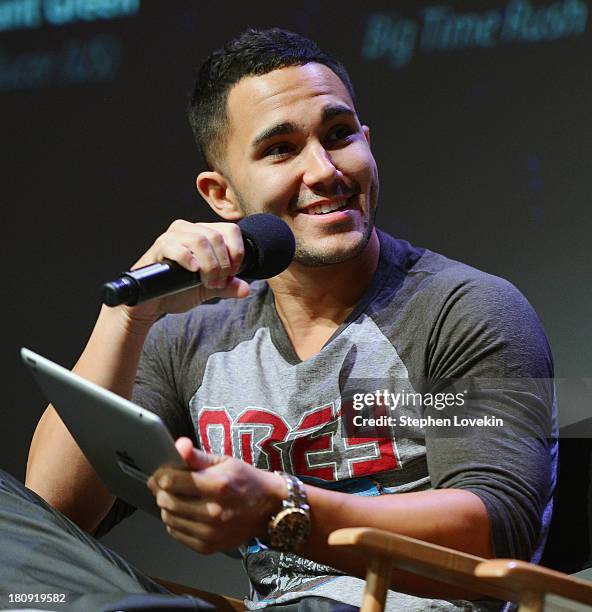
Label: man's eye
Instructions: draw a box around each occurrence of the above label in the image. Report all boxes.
[326,126,355,143]
[264,143,292,157]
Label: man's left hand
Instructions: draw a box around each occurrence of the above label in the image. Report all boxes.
[147,437,286,554]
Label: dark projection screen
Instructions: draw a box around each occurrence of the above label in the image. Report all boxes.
[3,0,591,595]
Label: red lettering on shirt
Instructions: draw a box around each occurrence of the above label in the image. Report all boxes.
[235,409,288,471]
[198,408,232,456]
[291,404,336,481]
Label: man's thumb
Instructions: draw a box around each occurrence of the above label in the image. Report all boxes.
[202,277,250,302]
[175,437,220,470]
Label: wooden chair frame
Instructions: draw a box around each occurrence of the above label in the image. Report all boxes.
[154,528,592,612]
[329,528,592,612]
[475,559,592,612]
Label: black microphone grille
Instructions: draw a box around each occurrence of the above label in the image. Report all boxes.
[237,213,295,280]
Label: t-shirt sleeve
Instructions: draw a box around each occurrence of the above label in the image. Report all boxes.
[423,272,557,561]
[131,315,196,444]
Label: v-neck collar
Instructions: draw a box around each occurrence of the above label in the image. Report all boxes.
[262,231,394,365]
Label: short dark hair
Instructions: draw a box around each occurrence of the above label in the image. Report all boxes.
[187,27,356,170]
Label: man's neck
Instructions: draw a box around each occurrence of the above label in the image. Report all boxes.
[268,230,380,346]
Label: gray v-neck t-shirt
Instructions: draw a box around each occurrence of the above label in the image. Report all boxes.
[127,230,557,611]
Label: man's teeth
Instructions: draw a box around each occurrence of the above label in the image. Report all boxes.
[305,200,347,215]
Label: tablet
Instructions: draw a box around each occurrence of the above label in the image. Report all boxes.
[21,347,186,519]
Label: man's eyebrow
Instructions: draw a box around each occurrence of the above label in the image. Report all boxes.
[251,105,356,150]
[321,104,356,123]
[252,122,297,149]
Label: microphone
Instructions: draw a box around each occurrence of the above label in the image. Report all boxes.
[100,213,295,307]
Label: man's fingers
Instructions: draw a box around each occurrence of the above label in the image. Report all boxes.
[184,229,230,288]
[156,489,193,516]
[172,224,243,288]
[155,488,223,522]
[158,228,249,296]
[150,460,229,495]
[125,219,249,318]
[150,469,200,496]
[149,464,232,501]
[206,221,245,278]
[188,468,233,498]
[161,507,220,539]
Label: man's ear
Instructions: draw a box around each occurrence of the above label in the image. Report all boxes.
[196,171,244,221]
[362,125,371,146]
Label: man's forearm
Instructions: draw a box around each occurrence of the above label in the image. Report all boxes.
[151,445,495,600]
[300,486,493,599]
[26,305,155,532]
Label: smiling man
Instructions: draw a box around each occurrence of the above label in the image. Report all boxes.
[195,60,379,268]
[12,28,557,612]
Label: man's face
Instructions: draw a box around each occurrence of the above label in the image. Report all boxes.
[220,63,379,266]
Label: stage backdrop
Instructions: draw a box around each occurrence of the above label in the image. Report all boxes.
[4,0,591,596]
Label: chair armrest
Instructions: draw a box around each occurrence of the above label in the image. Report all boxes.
[328,527,519,603]
[475,559,592,607]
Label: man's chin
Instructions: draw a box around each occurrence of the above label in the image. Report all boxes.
[293,232,372,267]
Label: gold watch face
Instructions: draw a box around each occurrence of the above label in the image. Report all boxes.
[269,507,311,551]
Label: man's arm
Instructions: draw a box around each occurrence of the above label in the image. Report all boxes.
[303,483,492,598]
[148,439,492,600]
[26,220,250,532]
[26,306,155,533]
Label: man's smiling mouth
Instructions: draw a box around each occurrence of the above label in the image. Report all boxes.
[296,196,354,215]
[304,200,348,215]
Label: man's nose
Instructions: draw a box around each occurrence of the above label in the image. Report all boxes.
[301,143,343,190]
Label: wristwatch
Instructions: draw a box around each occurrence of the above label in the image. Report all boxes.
[268,472,311,552]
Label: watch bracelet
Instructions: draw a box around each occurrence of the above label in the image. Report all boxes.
[275,471,308,509]
[268,471,311,551]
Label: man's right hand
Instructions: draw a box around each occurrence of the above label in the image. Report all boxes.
[123,219,251,323]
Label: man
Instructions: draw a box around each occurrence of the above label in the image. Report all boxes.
[6,28,555,611]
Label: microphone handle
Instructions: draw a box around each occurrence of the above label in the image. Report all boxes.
[101,236,257,307]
